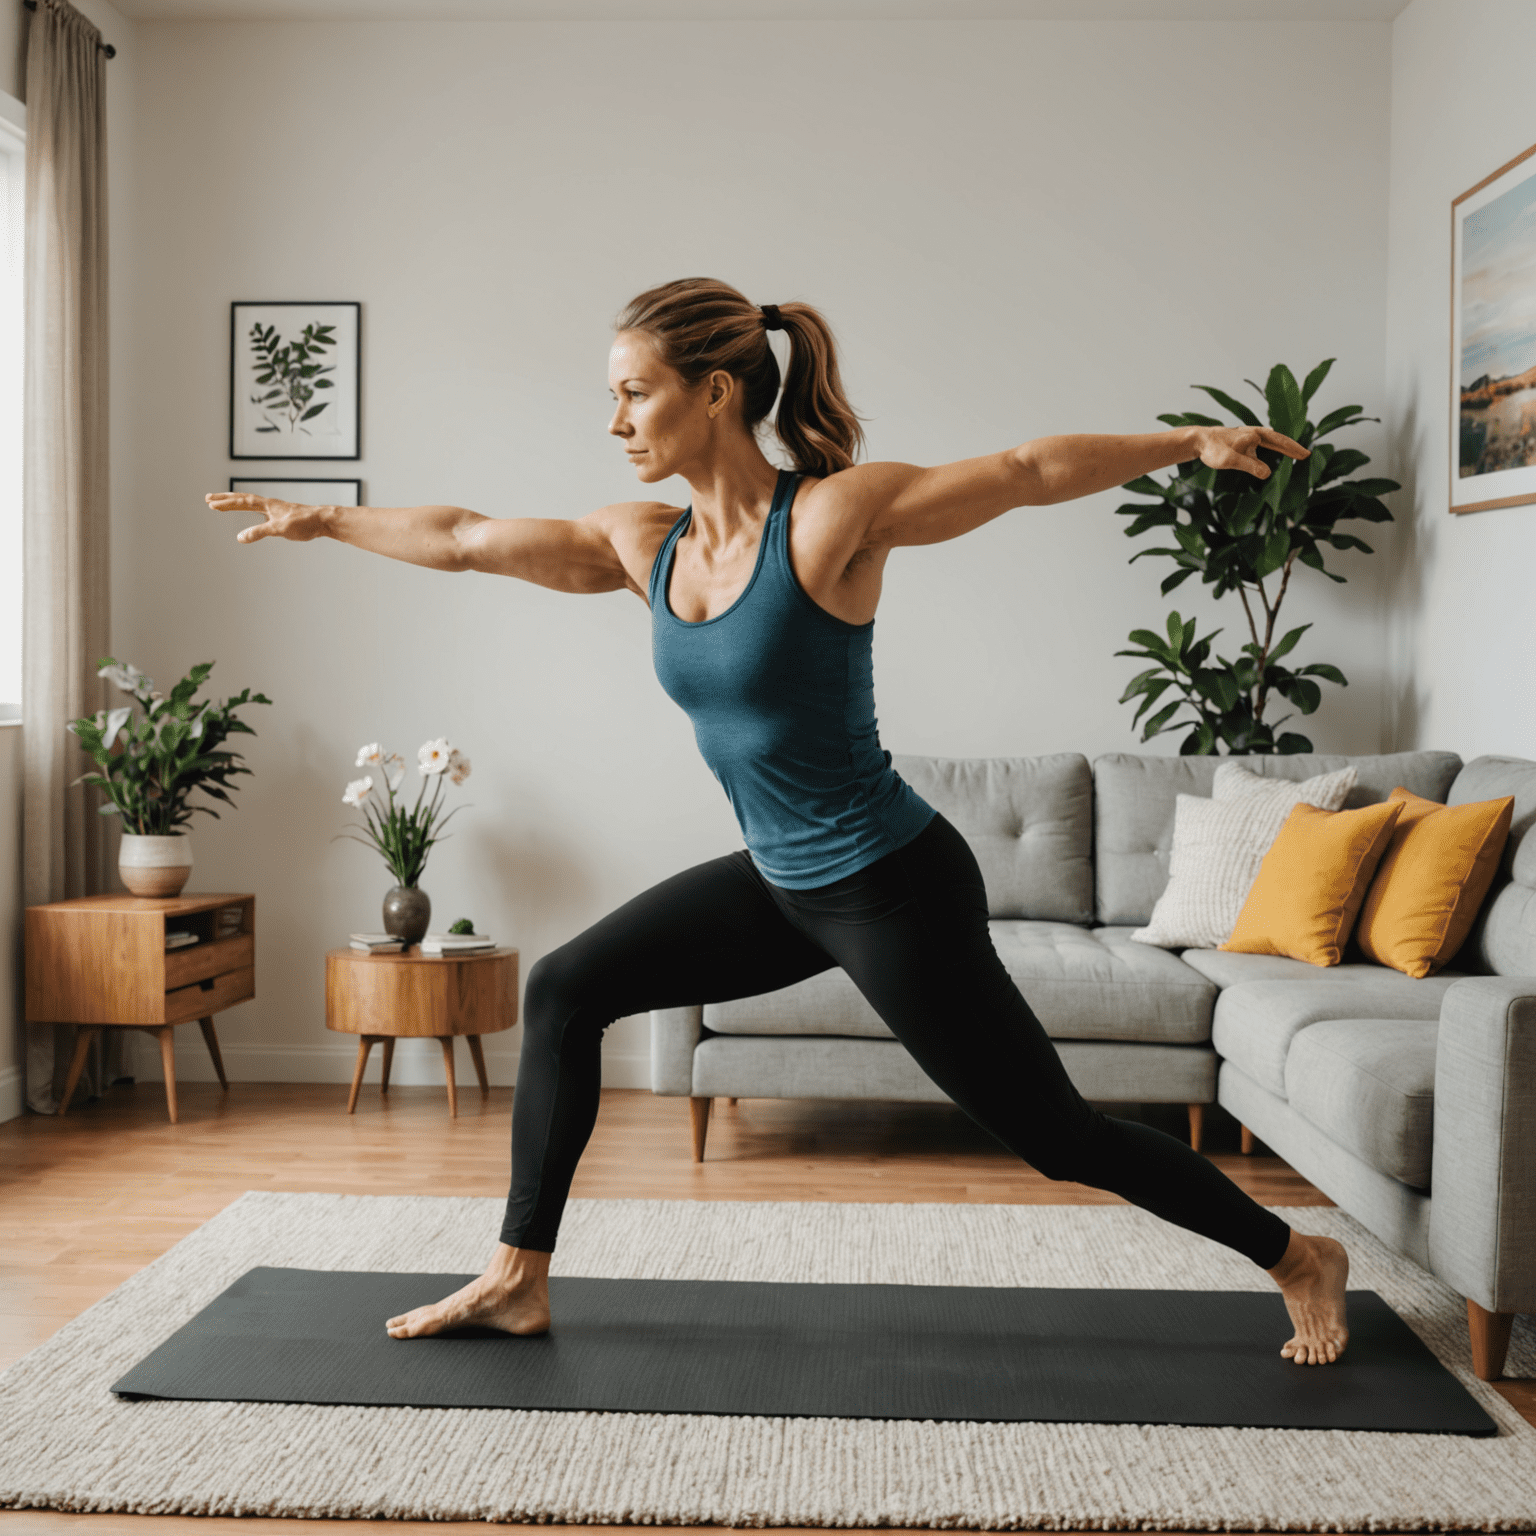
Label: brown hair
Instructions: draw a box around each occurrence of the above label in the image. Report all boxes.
[615,277,865,479]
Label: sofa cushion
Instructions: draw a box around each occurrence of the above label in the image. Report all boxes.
[1448,755,1536,977]
[703,921,1216,1044]
[1181,948,1469,988]
[1093,751,1464,927]
[892,754,1093,922]
[1284,1019,1437,1188]
[1211,973,1456,1098]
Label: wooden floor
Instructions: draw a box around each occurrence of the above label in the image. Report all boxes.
[0,1081,1528,1534]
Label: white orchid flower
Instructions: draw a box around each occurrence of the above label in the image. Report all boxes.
[101,705,133,750]
[355,743,383,768]
[418,738,453,776]
[383,753,406,792]
[342,776,373,807]
[448,751,471,786]
[98,660,151,696]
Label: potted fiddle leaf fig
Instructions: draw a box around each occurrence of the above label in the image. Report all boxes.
[1116,360,1398,754]
[69,659,272,895]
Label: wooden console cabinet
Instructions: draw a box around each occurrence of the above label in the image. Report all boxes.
[24,894,256,1122]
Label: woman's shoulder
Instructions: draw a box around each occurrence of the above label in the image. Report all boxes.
[582,500,688,598]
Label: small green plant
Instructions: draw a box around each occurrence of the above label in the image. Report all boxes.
[248,320,338,436]
[448,918,476,935]
[1116,360,1398,755]
[69,660,272,834]
[341,740,472,888]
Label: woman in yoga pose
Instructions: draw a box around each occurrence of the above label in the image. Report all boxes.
[209,277,1350,1365]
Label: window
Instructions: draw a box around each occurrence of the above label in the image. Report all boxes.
[0,94,22,722]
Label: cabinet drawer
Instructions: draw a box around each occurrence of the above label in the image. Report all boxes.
[164,933,254,992]
[163,965,255,1024]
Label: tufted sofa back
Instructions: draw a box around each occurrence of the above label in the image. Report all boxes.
[891,754,1093,923]
[1449,755,1536,976]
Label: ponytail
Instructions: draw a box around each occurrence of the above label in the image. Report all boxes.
[614,278,865,479]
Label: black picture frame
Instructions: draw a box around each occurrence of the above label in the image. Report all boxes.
[228,477,363,506]
[230,300,361,461]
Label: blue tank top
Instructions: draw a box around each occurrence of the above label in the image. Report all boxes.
[650,469,936,889]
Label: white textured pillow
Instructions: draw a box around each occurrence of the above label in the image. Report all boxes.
[1130,766,1358,950]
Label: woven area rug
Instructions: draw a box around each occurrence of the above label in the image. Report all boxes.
[1,1193,1533,1530]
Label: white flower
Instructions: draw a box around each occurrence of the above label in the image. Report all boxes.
[448,750,471,786]
[98,660,151,695]
[101,706,133,751]
[355,743,383,768]
[342,776,373,807]
[418,738,453,776]
[383,753,406,792]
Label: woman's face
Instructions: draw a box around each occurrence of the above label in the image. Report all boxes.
[608,330,719,483]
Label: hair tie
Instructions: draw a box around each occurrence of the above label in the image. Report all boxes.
[760,304,785,332]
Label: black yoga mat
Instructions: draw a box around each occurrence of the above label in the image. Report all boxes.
[111,1267,1496,1435]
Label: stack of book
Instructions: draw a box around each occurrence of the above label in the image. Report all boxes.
[165,930,200,952]
[420,932,496,956]
[349,933,405,953]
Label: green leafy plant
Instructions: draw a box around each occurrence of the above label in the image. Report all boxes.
[248,320,338,436]
[1116,360,1398,755]
[68,660,272,834]
[448,918,476,935]
[341,740,471,888]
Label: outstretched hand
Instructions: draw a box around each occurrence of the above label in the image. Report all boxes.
[205,491,329,544]
[1193,426,1308,479]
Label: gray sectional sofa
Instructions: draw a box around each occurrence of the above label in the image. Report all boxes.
[650,749,1536,1380]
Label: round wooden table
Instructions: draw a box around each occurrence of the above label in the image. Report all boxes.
[324,947,519,1117]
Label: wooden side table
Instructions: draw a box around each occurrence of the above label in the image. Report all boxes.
[24,894,256,1122]
[324,947,519,1117]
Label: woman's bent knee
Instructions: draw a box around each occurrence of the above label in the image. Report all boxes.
[523,948,613,1042]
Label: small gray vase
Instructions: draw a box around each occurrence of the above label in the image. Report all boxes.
[382,884,431,946]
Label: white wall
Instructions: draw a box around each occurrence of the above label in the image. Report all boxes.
[0,725,21,1121]
[1383,0,1536,761]
[115,17,1392,1087]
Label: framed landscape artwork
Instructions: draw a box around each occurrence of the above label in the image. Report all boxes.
[231,301,360,460]
[1451,141,1536,513]
[228,478,362,507]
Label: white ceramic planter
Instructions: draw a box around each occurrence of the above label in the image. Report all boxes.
[119,833,194,898]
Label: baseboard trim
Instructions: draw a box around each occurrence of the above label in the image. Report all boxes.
[122,1035,652,1090]
[0,1064,22,1123]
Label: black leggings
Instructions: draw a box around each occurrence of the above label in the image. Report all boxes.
[502,812,1292,1269]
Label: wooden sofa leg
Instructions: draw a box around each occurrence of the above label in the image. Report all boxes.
[1468,1298,1514,1381]
[1240,1124,1255,1155]
[689,1096,713,1163]
[1186,1103,1204,1152]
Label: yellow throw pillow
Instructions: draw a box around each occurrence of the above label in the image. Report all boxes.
[1355,787,1515,978]
[1221,800,1404,967]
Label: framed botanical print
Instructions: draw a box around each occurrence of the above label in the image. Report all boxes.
[1451,142,1536,513]
[230,301,360,460]
[228,478,362,507]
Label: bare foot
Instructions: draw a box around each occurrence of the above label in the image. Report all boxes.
[386,1243,552,1339]
[1267,1230,1349,1364]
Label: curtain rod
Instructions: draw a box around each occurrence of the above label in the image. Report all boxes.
[22,0,117,58]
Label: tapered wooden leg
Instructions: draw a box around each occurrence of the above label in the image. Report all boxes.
[347,1037,376,1114]
[156,1027,179,1124]
[379,1037,395,1094]
[198,1017,229,1090]
[1186,1103,1204,1152]
[1468,1298,1515,1381]
[439,1037,459,1118]
[1240,1124,1255,1155]
[467,1035,489,1094]
[689,1096,712,1162]
[56,1026,101,1117]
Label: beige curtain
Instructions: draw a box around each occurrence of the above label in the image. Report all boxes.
[22,0,116,1113]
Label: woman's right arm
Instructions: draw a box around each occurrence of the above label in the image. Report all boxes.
[204,492,644,596]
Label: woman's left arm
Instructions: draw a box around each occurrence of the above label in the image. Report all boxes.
[852,425,1308,549]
